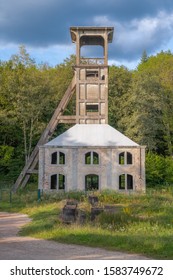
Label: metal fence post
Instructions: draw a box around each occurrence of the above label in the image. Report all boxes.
[38,189,41,202]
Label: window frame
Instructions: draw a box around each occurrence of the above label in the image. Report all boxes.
[59,152,65,165]
[85,151,99,165]
[86,103,99,113]
[50,174,57,189]
[119,174,133,191]
[119,151,133,165]
[51,151,66,165]
[50,174,65,190]
[86,70,99,79]
[85,174,99,191]
[51,152,57,165]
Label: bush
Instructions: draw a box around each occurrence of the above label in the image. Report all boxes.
[146,152,173,186]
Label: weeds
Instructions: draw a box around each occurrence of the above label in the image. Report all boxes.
[1,185,173,259]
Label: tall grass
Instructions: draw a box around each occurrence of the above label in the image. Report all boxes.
[1,186,173,259]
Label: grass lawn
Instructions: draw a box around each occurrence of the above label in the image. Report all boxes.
[0,187,173,259]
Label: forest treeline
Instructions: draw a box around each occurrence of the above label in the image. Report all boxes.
[0,46,173,186]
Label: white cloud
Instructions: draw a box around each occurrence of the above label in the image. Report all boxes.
[94,11,173,59]
[1,1,173,68]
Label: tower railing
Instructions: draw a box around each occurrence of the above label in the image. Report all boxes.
[80,58,104,65]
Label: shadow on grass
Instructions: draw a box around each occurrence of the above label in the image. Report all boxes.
[20,217,173,259]
[51,231,173,259]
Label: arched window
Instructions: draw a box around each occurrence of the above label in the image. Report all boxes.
[119,152,132,165]
[85,174,99,191]
[51,151,65,165]
[85,151,99,165]
[59,152,65,164]
[127,174,133,190]
[127,152,132,164]
[50,174,65,190]
[59,174,65,190]
[93,152,99,164]
[85,152,91,164]
[50,174,57,189]
[119,174,133,190]
[51,152,57,164]
[119,152,125,165]
[119,174,125,190]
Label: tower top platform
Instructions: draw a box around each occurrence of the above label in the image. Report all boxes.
[70,26,114,44]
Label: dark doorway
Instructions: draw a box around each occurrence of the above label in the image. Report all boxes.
[85,174,99,191]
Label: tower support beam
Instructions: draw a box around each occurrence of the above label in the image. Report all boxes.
[12,76,76,192]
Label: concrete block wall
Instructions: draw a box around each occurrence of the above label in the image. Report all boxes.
[38,146,146,193]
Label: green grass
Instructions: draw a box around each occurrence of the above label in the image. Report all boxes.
[1,187,173,259]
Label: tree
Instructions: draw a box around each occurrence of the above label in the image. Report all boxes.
[0,47,53,163]
[108,65,132,130]
[0,49,75,178]
[137,51,173,155]
[146,152,173,186]
[140,50,148,64]
[118,72,166,153]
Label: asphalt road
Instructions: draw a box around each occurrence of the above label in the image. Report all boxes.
[0,212,149,260]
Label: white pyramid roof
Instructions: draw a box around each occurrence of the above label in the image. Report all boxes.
[45,124,139,147]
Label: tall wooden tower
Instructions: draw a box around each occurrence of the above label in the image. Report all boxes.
[70,27,114,124]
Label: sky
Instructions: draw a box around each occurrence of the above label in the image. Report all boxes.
[1,0,173,69]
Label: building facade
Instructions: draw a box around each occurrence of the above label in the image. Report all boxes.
[39,124,146,193]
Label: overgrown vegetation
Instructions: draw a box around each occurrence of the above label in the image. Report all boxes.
[0,187,173,259]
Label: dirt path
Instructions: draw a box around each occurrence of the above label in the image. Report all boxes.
[0,212,149,260]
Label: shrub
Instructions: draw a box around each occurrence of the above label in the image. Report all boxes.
[146,152,173,186]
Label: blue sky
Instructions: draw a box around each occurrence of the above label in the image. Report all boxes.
[1,0,173,69]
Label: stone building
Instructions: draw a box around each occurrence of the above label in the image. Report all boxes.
[38,27,146,193]
[39,124,145,192]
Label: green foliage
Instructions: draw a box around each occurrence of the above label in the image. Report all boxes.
[0,47,74,180]
[146,152,173,186]
[0,145,14,168]
[140,50,148,63]
[137,51,173,155]
[109,52,173,158]
[108,65,132,129]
